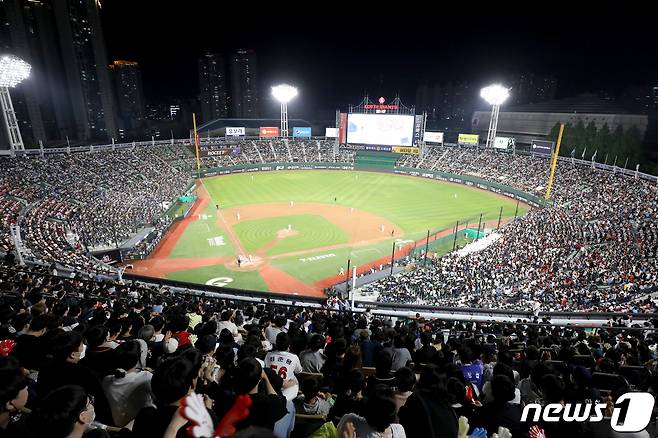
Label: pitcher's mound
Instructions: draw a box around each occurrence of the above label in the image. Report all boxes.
[226,255,265,271]
[277,229,299,238]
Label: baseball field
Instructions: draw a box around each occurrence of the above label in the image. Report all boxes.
[132,170,528,297]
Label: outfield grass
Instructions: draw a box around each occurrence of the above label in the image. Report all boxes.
[165,170,528,290]
[269,238,398,284]
[232,214,350,256]
[204,171,526,234]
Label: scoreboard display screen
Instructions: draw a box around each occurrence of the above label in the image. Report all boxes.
[347,114,415,146]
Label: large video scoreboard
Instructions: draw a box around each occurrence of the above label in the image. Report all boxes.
[346,114,415,147]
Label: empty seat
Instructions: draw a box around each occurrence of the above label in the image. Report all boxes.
[571,354,595,369]
[618,366,651,390]
[592,372,629,391]
[543,360,566,372]
[298,372,324,382]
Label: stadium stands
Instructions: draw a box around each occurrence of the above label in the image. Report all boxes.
[0,141,656,315]
[0,138,657,436]
[0,146,192,273]
[0,261,656,437]
[366,147,658,313]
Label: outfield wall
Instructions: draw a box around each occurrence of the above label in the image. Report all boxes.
[198,162,543,207]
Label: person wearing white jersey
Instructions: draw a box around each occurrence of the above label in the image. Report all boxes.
[265,332,302,401]
[216,309,242,344]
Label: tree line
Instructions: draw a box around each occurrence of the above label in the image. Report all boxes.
[545,121,644,168]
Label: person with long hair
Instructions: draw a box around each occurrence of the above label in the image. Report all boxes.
[398,364,458,438]
[101,340,154,427]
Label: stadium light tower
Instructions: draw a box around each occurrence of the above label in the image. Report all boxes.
[272,84,297,137]
[480,84,510,149]
[0,55,31,152]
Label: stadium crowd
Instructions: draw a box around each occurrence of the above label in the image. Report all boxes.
[199,140,352,168]
[0,141,656,315]
[0,260,657,438]
[0,145,193,273]
[365,147,658,313]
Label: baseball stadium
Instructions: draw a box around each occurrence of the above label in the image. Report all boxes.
[3,8,658,435]
[1,91,656,322]
[0,87,658,438]
[134,169,527,296]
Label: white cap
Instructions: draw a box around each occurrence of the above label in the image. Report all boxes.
[164,338,179,354]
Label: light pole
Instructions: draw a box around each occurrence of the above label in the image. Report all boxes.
[0,55,31,153]
[480,84,510,149]
[271,84,297,137]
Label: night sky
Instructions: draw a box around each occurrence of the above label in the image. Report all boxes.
[100,2,658,117]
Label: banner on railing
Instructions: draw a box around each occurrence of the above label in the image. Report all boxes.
[91,249,122,265]
[292,127,312,138]
[530,139,554,155]
[225,127,245,136]
[392,146,420,155]
[458,134,479,146]
[259,127,279,137]
[494,137,515,149]
[413,115,424,145]
[338,113,348,144]
[423,132,444,144]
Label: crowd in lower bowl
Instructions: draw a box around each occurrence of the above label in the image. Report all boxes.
[0,261,657,437]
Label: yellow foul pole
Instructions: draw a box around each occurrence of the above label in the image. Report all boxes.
[544,123,564,200]
[192,113,201,179]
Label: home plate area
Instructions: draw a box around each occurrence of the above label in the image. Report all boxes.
[226,254,265,271]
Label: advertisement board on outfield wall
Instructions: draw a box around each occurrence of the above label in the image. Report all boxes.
[363,145,393,152]
[423,132,444,143]
[292,127,312,138]
[325,128,338,138]
[392,146,420,155]
[494,137,515,149]
[458,133,479,146]
[338,113,348,144]
[225,127,245,136]
[197,148,240,157]
[259,127,279,137]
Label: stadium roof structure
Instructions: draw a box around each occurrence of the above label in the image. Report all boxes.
[197,118,312,132]
[504,93,635,115]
